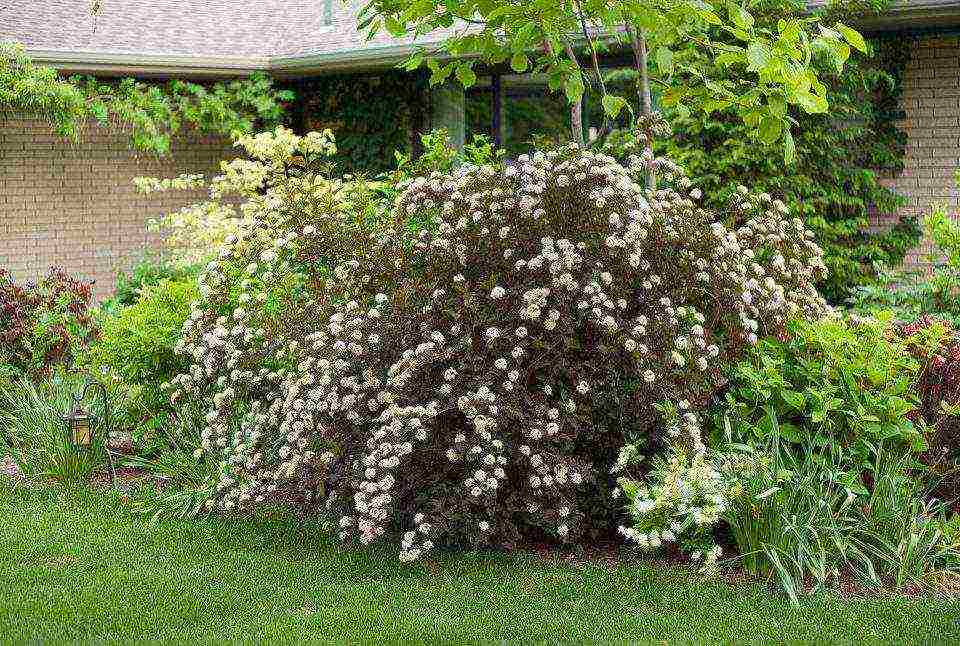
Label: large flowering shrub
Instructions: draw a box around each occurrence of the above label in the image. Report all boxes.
[169,137,827,560]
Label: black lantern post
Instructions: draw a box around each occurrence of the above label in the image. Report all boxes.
[63,380,109,451]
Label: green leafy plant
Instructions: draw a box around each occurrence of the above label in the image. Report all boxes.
[109,254,201,310]
[1,40,293,154]
[363,0,863,158]
[622,414,960,602]
[848,196,960,324]
[0,372,106,482]
[125,411,215,520]
[653,28,916,303]
[715,315,935,492]
[721,436,958,602]
[856,446,960,589]
[87,279,198,416]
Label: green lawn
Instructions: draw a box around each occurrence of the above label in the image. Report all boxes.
[1,484,958,645]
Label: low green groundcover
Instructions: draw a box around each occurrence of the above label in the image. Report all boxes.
[0,485,957,644]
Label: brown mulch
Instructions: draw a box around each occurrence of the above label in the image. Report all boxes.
[88,465,151,492]
[0,454,150,492]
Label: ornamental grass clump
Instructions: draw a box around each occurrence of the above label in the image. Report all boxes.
[169,138,827,561]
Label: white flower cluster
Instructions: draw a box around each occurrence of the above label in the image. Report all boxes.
[171,141,827,562]
[617,443,728,566]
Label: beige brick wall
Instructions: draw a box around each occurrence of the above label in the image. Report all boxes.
[878,35,960,271]
[0,115,232,299]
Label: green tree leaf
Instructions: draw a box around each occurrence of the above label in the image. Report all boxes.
[746,43,771,72]
[602,94,627,118]
[836,22,867,54]
[655,47,674,75]
[510,52,529,73]
[728,2,754,31]
[455,63,477,88]
[564,74,584,103]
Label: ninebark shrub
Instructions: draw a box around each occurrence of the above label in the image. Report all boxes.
[169,138,827,560]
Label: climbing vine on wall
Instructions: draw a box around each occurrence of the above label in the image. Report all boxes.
[0,40,293,155]
[655,33,915,303]
[294,70,429,174]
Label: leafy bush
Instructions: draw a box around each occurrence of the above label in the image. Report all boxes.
[650,22,917,305]
[909,322,960,507]
[88,279,198,415]
[619,314,960,599]
[616,443,732,569]
[714,315,934,487]
[134,126,340,268]
[109,254,201,309]
[0,267,97,376]
[0,372,106,482]
[620,429,960,601]
[168,133,827,560]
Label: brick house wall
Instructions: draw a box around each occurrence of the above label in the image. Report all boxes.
[878,35,960,271]
[0,115,232,299]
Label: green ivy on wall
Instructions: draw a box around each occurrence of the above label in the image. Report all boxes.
[0,41,293,155]
[293,70,429,174]
[655,33,916,303]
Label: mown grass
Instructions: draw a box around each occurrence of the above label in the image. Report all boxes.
[0,483,958,645]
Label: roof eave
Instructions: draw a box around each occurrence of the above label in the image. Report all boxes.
[269,43,415,77]
[25,49,269,78]
[833,0,960,32]
[26,2,960,80]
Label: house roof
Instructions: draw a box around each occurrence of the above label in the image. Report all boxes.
[1,0,437,76]
[3,0,960,78]
[809,0,960,31]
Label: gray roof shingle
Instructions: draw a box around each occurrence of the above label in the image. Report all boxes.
[0,0,425,63]
[4,0,959,74]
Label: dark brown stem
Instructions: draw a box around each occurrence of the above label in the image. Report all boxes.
[573,0,607,99]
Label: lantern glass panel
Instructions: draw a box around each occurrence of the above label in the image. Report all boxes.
[71,413,92,448]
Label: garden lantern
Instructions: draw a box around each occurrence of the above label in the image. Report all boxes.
[63,380,109,450]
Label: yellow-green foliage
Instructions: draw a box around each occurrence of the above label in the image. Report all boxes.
[1,40,293,155]
[89,279,197,410]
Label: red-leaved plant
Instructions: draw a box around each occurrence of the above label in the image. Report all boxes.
[905,317,960,508]
[0,267,96,376]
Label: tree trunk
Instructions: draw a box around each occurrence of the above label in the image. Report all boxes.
[629,26,655,192]
[571,97,584,147]
[563,43,586,147]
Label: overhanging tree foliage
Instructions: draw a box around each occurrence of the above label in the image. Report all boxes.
[0,41,293,155]
[360,0,866,165]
